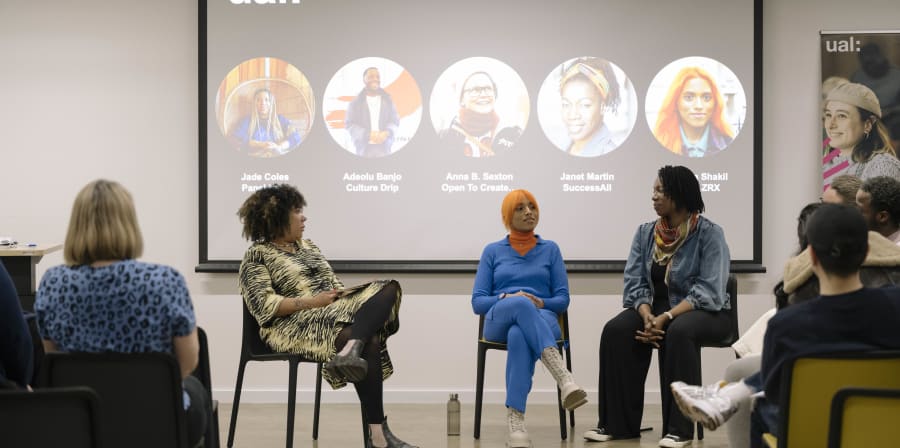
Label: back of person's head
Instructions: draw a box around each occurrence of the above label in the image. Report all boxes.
[806,203,868,277]
[860,175,900,227]
[824,174,862,204]
[64,179,143,266]
[657,165,704,213]
[796,202,823,252]
[237,184,307,242]
[501,189,538,230]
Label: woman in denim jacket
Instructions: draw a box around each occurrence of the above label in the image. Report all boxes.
[584,165,731,448]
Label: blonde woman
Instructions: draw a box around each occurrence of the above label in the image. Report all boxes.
[35,179,208,447]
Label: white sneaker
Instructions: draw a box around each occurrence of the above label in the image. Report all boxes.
[560,382,587,410]
[583,427,614,442]
[658,433,692,447]
[506,430,532,447]
[670,381,739,431]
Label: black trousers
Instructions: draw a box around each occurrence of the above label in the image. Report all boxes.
[335,280,401,425]
[596,306,732,439]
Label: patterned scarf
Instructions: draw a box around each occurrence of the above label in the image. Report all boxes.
[509,230,537,256]
[652,213,700,283]
[459,108,499,136]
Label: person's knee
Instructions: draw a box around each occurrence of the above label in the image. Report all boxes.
[507,325,526,346]
[725,356,760,383]
[384,280,401,299]
[601,311,640,341]
[664,319,695,345]
[504,295,532,310]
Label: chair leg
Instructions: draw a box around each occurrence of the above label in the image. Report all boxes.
[226,360,247,447]
[564,343,575,428]
[696,349,704,441]
[556,383,567,440]
[474,346,487,439]
[313,362,323,440]
[286,359,299,448]
[361,402,369,448]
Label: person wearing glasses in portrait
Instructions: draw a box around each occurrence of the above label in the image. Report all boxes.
[558,57,623,157]
[652,67,735,158]
[440,71,522,157]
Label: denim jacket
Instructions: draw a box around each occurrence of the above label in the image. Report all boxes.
[622,215,730,312]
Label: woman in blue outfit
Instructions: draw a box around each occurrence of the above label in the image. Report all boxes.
[472,189,587,448]
[230,88,303,157]
[34,180,209,448]
[584,166,731,448]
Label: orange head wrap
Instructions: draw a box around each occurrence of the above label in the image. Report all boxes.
[501,189,539,230]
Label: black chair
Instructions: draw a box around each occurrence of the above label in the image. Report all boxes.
[474,311,574,440]
[692,273,739,441]
[227,299,368,448]
[39,352,190,448]
[193,327,220,448]
[0,386,102,448]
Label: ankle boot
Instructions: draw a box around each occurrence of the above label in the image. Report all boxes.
[507,407,532,448]
[324,339,367,382]
[540,347,587,410]
[370,416,419,448]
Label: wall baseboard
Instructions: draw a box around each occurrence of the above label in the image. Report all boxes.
[212,387,663,405]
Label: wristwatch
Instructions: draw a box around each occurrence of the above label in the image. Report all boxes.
[499,293,507,299]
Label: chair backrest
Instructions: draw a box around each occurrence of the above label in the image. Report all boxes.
[193,326,214,401]
[702,273,739,348]
[0,386,102,448]
[241,297,278,357]
[39,352,189,448]
[828,387,900,448]
[778,350,900,448]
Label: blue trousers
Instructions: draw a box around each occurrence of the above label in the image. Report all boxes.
[482,295,561,412]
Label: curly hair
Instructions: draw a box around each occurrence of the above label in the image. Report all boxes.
[861,175,900,226]
[237,184,306,242]
[658,165,705,213]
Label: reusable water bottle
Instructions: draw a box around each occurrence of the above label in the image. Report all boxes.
[447,393,461,435]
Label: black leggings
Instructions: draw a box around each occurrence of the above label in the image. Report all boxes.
[334,280,400,424]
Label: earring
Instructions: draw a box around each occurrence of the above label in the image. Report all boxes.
[865,130,871,140]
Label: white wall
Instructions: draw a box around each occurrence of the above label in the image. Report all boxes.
[2,0,898,405]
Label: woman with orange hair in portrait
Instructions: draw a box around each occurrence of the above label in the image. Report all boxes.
[471,189,587,447]
[653,67,734,158]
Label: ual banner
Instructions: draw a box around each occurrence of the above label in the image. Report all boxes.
[820,31,900,190]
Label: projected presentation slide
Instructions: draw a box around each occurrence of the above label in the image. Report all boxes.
[202,0,757,267]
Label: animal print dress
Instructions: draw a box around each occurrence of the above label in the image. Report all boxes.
[239,239,400,388]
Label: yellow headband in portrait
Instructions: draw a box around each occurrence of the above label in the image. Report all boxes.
[561,62,610,101]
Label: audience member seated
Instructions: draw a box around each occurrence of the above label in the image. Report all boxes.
[671,204,900,447]
[821,174,861,204]
[471,189,586,448]
[0,261,33,390]
[236,184,417,448]
[856,175,900,244]
[584,165,731,448]
[34,179,209,447]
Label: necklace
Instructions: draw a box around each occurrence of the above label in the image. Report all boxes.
[270,241,296,252]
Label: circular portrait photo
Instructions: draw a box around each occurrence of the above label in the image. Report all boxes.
[645,57,746,158]
[430,57,529,158]
[538,57,638,157]
[322,57,423,158]
[215,57,315,158]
